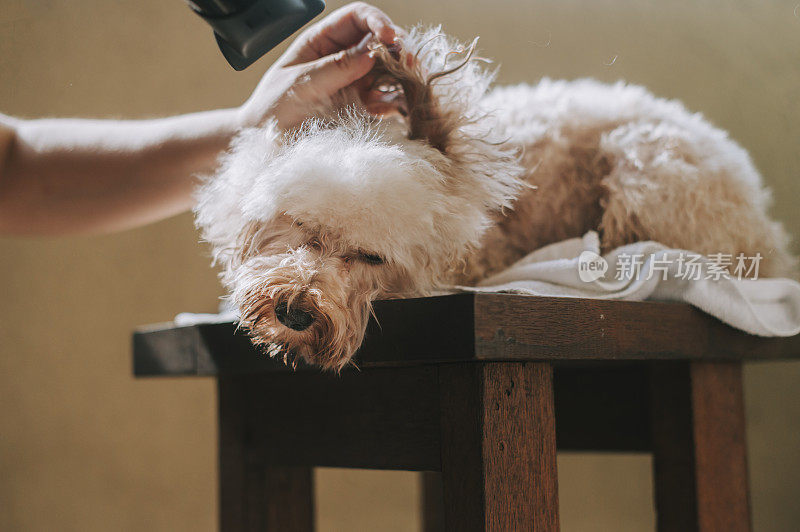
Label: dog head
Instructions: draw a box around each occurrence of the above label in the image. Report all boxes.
[196,27,523,370]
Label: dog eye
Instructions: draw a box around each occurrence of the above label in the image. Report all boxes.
[356,252,385,265]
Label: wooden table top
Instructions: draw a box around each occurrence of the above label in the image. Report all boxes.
[133,293,800,376]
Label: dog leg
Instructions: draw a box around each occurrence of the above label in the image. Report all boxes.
[597,124,793,277]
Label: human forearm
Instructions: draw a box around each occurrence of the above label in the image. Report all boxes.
[0,3,399,236]
[0,108,242,235]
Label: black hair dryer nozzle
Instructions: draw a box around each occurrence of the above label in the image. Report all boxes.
[188,0,325,70]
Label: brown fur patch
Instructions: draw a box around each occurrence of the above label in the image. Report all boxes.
[365,37,479,153]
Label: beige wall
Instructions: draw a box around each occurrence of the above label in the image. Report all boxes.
[1,0,798,530]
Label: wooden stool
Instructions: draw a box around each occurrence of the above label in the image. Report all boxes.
[134,293,800,531]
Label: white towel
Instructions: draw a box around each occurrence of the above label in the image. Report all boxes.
[458,231,800,337]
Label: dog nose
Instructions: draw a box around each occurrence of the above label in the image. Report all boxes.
[274,302,315,331]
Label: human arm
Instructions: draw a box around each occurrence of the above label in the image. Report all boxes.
[0,2,397,236]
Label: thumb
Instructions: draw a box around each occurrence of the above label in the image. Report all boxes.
[300,44,376,98]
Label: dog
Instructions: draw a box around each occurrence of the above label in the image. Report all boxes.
[196,27,794,371]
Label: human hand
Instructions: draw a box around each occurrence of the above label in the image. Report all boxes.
[238,2,399,130]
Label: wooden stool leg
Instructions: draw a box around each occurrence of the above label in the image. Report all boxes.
[421,472,445,532]
[439,362,560,531]
[218,378,315,531]
[650,362,751,532]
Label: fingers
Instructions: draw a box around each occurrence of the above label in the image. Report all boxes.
[342,2,396,47]
[253,4,400,130]
[268,41,375,129]
[297,40,377,99]
[284,2,398,65]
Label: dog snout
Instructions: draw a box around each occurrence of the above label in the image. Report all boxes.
[274,301,315,331]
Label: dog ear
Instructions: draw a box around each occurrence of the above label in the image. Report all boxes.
[360,37,479,154]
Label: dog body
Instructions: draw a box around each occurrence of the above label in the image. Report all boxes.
[457,79,792,285]
[196,28,793,370]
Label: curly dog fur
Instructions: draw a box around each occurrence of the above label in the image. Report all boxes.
[196,26,794,370]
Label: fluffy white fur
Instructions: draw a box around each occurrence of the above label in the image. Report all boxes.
[196,26,794,370]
